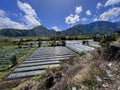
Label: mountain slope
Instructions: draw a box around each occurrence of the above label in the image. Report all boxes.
[62,21,120,36]
[0,21,120,37]
[0,25,55,37]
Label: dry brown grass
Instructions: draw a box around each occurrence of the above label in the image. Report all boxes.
[111,37,120,47]
[72,65,91,85]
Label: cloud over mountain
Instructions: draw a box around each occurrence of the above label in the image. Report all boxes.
[17,0,41,29]
[96,2,103,9]
[52,26,61,31]
[105,0,120,7]
[65,6,83,25]
[0,9,27,29]
[99,7,120,21]
[65,14,80,25]
[0,0,41,30]
[86,10,92,16]
[75,6,83,14]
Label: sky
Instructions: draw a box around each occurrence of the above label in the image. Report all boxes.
[0,0,120,31]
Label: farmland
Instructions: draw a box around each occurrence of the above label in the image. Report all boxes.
[6,47,76,79]
[0,35,119,90]
[0,46,34,69]
[0,43,36,80]
[0,37,99,80]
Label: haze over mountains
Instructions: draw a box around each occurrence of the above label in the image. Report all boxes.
[0,21,120,37]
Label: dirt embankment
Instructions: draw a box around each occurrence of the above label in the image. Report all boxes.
[101,46,120,62]
[2,46,120,90]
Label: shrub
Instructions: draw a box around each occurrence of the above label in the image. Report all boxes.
[18,38,23,48]
[30,43,33,48]
[38,41,42,47]
[79,51,85,56]
[61,40,66,46]
[82,41,88,45]
[100,34,117,47]
[10,55,17,67]
[51,40,57,46]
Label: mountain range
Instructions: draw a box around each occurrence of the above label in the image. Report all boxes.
[0,21,120,37]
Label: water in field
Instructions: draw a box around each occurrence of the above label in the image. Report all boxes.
[6,46,76,80]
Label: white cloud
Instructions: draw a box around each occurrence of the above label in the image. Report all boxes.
[75,6,82,14]
[80,18,87,23]
[65,6,83,25]
[17,0,41,28]
[65,14,80,25]
[0,10,6,17]
[81,18,87,21]
[0,10,27,29]
[99,7,120,21]
[96,2,103,9]
[0,1,41,29]
[105,0,120,7]
[94,18,99,22]
[93,7,120,22]
[52,26,61,31]
[86,10,92,15]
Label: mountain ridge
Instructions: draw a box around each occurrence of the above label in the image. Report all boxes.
[62,21,120,36]
[0,21,120,37]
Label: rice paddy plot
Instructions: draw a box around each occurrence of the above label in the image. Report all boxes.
[6,46,76,80]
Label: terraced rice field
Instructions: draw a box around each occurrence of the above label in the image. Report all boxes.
[6,47,76,80]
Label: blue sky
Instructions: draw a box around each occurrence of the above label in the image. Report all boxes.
[0,0,120,31]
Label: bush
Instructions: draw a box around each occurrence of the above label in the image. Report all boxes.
[79,51,85,56]
[51,40,56,46]
[61,40,66,46]
[38,41,42,47]
[18,38,23,48]
[82,41,89,45]
[100,34,117,47]
[10,55,17,67]
[30,43,33,48]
